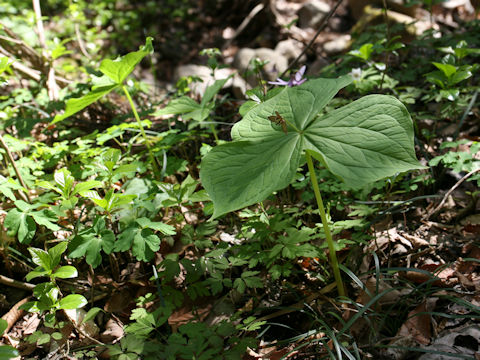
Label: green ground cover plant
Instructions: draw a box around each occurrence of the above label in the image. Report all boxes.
[0,2,479,359]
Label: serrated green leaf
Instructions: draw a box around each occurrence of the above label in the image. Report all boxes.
[13,200,31,212]
[200,77,425,218]
[58,294,87,310]
[72,180,103,196]
[4,208,36,244]
[52,266,78,279]
[0,178,26,201]
[52,84,119,124]
[116,226,160,262]
[133,230,160,262]
[233,278,246,293]
[99,37,153,84]
[135,217,176,235]
[51,332,63,340]
[31,210,60,232]
[69,220,115,268]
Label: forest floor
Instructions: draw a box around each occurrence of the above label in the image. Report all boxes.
[0,0,479,359]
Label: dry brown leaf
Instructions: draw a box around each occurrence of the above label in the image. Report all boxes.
[168,303,212,332]
[21,313,40,335]
[403,266,457,287]
[398,301,433,345]
[104,288,135,314]
[100,318,124,343]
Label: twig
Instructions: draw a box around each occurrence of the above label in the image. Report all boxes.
[0,133,30,203]
[75,23,92,59]
[279,0,344,78]
[0,274,35,291]
[424,168,480,220]
[0,40,70,85]
[222,3,265,50]
[63,310,105,346]
[254,282,336,322]
[0,23,42,67]
[32,0,59,100]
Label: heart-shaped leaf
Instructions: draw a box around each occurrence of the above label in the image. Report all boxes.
[52,38,153,124]
[200,77,425,219]
[99,37,153,84]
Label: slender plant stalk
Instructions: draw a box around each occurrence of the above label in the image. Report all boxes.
[305,150,345,297]
[210,124,219,143]
[121,85,161,176]
[0,133,30,203]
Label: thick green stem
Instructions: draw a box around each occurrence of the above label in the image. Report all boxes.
[305,150,345,297]
[121,85,160,177]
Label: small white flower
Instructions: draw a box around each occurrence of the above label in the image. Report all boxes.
[350,68,362,81]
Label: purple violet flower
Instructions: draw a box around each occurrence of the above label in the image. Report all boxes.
[269,65,307,87]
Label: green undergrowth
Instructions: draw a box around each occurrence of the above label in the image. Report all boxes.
[0,4,479,359]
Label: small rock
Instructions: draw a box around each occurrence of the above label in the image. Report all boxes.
[233,47,288,84]
[297,0,331,29]
[173,64,248,98]
[348,0,419,20]
[275,39,306,63]
[307,57,330,76]
[323,34,351,54]
[352,5,439,40]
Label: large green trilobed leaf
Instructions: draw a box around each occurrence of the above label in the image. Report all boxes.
[200,77,425,219]
[200,77,352,218]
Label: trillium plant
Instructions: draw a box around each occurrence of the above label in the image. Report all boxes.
[200,74,426,296]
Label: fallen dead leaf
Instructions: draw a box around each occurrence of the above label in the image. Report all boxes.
[398,300,436,345]
[100,318,124,343]
[168,301,212,332]
[402,266,457,287]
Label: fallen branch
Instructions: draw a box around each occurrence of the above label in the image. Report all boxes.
[254,282,336,323]
[32,0,59,100]
[424,168,480,220]
[0,274,35,291]
[279,0,344,78]
[222,2,265,51]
